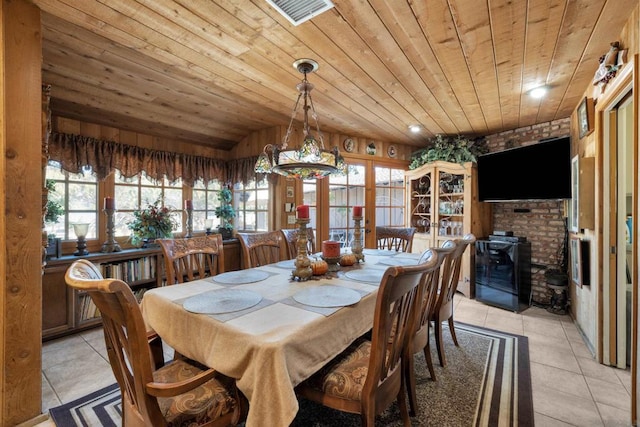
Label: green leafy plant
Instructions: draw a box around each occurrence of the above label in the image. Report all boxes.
[45,179,65,230]
[127,198,177,246]
[409,134,488,169]
[214,187,235,230]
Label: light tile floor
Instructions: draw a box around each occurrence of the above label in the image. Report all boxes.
[36,297,632,426]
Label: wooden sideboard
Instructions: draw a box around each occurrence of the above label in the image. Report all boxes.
[42,238,241,341]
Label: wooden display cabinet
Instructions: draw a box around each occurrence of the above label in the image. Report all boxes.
[405,161,492,298]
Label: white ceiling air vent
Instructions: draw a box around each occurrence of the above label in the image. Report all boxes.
[264,0,334,26]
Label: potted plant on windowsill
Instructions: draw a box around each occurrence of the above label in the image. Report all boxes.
[45,179,64,258]
[127,198,177,247]
[215,186,235,240]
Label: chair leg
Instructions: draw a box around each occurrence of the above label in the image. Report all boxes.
[423,343,436,381]
[435,319,447,367]
[404,354,418,417]
[361,407,376,427]
[148,334,164,370]
[448,316,459,346]
[397,387,412,427]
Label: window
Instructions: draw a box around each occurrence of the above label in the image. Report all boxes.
[374,166,405,226]
[234,179,269,232]
[46,162,98,240]
[192,180,222,231]
[114,172,183,237]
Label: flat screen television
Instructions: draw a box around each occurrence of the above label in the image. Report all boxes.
[477,136,571,202]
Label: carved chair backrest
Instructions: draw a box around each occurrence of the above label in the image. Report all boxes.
[237,231,286,268]
[375,226,417,252]
[157,234,225,284]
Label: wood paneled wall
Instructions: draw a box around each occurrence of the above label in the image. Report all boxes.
[54,117,232,161]
[2,0,44,424]
[229,123,414,161]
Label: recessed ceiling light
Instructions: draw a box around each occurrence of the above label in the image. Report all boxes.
[528,86,548,99]
[409,125,422,133]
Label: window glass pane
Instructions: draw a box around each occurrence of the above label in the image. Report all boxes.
[234,179,268,232]
[164,188,182,210]
[375,167,390,186]
[114,186,138,210]
[374,166,406,228]
[46,162,98,240]
[256,189,269,210]
[68,183,96,210]
[114,171,183,237]
[140,174,157,186]
[192,179,221,231]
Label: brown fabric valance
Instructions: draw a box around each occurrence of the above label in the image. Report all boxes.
[48,132,264,186]
[226,156,268,186]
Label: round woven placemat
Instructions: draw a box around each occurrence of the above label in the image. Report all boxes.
[293,285,361,308]
[211,270,270,285]
[182,289,263,314]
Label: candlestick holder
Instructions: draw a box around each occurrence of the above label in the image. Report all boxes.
[101,208,122,253]
[292,217,313,281]
[185,207,193,238]
[351,216,365,263]
[321,255,341,272]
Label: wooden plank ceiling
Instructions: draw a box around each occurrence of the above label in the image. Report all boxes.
[32,0,635,150]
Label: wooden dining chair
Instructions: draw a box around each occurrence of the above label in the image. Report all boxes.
[375,226,417,252]
[61,257,165,369]
[402,245,453,416]
[281,228,316,259]
[295,259,439,427]
[431,233,477,367]
[237,231,287,268]
[157,234,225,284]
[65,259,246,427]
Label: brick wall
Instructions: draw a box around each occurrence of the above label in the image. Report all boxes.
[483,118,571,304]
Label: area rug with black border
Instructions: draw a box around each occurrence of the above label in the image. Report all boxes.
[49,322,532,427]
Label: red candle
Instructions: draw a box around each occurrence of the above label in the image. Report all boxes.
[353,206,363,217]
[185,199,193,210]
[322,240,341,258]
[297,204,309,219]
[104,197,115,210]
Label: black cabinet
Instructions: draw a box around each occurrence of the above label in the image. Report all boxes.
[475,239,531,312]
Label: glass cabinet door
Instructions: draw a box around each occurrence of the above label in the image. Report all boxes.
[435,170,465,243]
[409,170,433,238]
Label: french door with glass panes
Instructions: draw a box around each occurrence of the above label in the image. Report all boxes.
[322,160,406,249]
[327,163,366,248]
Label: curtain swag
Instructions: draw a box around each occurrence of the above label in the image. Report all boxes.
[49,132,265,186]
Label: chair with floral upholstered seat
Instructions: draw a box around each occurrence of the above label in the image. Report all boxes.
[237,231,287,268]
[158,234,225,284]
[295,254,441,427]
[65,259,246,427]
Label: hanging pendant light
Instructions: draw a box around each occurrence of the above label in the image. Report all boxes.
[254,59,345,179]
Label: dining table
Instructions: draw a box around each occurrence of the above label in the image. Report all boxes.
[140,249,421,427]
